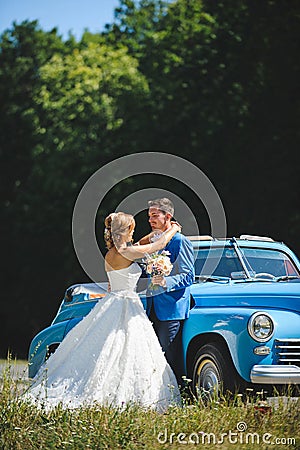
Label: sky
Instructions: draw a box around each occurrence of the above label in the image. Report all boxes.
[0,0,121,40]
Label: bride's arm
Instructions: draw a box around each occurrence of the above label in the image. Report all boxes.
[118,223,181,260]
[137,221,182,245]
[136,230,158,245]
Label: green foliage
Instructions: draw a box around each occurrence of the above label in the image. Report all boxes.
[21,42,149,246]
[35,43,148,144]
[106,0,169,51]
[28,42,149,199]
[105,0,300,243]
[0,21,66,209]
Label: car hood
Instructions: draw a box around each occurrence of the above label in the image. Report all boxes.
[191,280,300,313]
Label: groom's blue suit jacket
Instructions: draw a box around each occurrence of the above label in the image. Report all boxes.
[148,232,195,321]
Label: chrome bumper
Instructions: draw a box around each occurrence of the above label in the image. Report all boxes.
[250,365,300,384]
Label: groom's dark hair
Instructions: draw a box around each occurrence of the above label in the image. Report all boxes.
[148,198,174,217]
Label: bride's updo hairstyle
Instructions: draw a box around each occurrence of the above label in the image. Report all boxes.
[104,212,135,249]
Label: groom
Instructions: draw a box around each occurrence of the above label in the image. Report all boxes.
[140,198,195,384]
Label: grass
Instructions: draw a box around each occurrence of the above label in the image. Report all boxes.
[0,356,299,450]
[0,358,27,365]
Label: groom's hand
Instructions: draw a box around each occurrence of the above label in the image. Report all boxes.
[151,275,166,288]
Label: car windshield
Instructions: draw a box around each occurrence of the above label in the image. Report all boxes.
[194,246,300,279]
[241,248,299,278]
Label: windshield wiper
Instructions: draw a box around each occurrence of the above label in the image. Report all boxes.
[230,237,254,279]
[195,275,230,283]
[275,275,300,282]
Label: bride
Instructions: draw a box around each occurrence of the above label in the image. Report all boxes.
[24,212,181,411]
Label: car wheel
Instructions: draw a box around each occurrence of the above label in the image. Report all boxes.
[192,343,240,399]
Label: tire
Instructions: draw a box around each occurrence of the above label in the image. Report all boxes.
[192,343,242,399]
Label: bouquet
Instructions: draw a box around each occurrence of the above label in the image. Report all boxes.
[145,250,173,291]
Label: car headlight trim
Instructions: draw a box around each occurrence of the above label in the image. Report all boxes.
[248,312,274,342]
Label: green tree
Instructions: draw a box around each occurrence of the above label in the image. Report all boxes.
[0,21,70,357]
[20,42,150,277]
[200,0,300,242]
[26,42,149,209]
[0,21,68,212]
[105,0,300,246]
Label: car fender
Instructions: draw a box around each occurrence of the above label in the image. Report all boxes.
[28,318,83,378]
[183,307,300,382]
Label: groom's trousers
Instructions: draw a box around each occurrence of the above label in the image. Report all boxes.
[149,305,184,385]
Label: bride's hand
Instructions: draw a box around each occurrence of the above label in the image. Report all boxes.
[171,221,182,233]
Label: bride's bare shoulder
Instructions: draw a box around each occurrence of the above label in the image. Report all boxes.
[105,247,131,271]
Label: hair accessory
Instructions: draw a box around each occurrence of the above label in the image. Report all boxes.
[104,228,111,239]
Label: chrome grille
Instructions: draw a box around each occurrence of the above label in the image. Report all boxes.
[275,339,300,367]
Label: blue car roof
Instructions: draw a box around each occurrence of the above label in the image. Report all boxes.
[190,236,286,250]
[189,236,300,267]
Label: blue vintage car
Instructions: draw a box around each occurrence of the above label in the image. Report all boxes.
[28,235,300,396]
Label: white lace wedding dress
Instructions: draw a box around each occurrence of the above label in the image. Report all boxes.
[24,263,180,411]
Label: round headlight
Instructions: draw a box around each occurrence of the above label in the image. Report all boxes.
[248,312,274,342]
